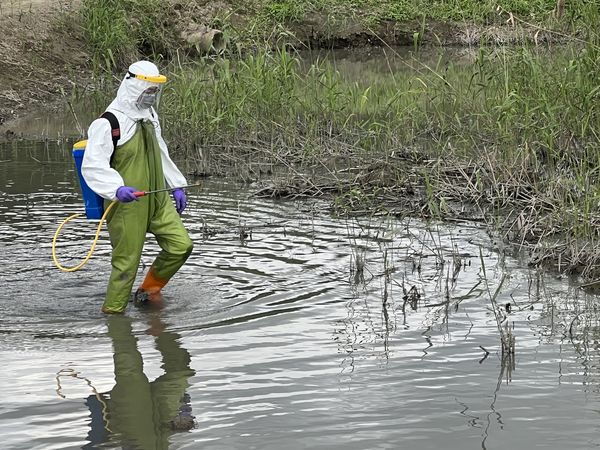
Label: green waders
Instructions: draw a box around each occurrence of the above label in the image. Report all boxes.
[102,121,193,313]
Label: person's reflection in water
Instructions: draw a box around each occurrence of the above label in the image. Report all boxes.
[84,314,196,449]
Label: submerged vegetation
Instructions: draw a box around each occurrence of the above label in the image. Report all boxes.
[75,1,600,280]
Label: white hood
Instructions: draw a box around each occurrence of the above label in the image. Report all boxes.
[106,60,162,121]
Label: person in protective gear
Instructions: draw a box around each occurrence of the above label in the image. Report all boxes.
[83,315,196,449]
[82,60,193,314]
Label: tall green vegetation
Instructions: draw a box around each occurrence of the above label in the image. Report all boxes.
[162,49,423,166]
[81,0,178,72]
[162,39,599,166]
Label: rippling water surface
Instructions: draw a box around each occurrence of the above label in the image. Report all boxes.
[1,139,599,450]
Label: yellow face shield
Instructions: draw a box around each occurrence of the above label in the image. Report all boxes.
[127,71,167,84]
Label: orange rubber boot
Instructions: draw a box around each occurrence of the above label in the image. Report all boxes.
[135,268,167,306]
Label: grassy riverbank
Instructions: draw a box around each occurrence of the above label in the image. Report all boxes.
[160,36,599,271]
[75,0,600,281]
[80,0,583,72]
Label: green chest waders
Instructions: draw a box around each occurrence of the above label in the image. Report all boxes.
[102,121,193,313]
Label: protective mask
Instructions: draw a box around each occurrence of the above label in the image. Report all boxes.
[136,86,160,110]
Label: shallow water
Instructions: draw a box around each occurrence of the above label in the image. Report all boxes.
[1,139,599,450]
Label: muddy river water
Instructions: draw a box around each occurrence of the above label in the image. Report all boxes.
[1,134,600,450]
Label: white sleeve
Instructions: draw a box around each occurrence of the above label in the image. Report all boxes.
[81,118,124,200]
[153,112,188,189]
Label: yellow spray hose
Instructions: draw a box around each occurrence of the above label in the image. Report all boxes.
[51,201,117,272]
[52,184,200,272]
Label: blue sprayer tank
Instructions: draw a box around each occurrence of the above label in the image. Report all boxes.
[72,140,105,220]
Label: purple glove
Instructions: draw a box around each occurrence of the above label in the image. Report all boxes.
[173,188,187,214]
[116,186,139,203]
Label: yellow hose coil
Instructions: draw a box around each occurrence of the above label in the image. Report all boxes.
[51,201,117,272]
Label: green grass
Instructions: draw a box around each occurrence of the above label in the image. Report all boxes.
[252,0,559,23]
[237,0,561,36]
[161,50,423,159]
[264,0,308,22]
[80,0,184,72]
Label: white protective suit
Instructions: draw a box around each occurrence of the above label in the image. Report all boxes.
[82,61,187,200]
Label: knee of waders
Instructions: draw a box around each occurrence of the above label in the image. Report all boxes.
[176,238,193,257]
[163,236,193,258]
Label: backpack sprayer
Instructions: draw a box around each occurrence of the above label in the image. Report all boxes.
[51,140,200,272]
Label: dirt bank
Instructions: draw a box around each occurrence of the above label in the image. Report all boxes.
[0,0,87,133]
